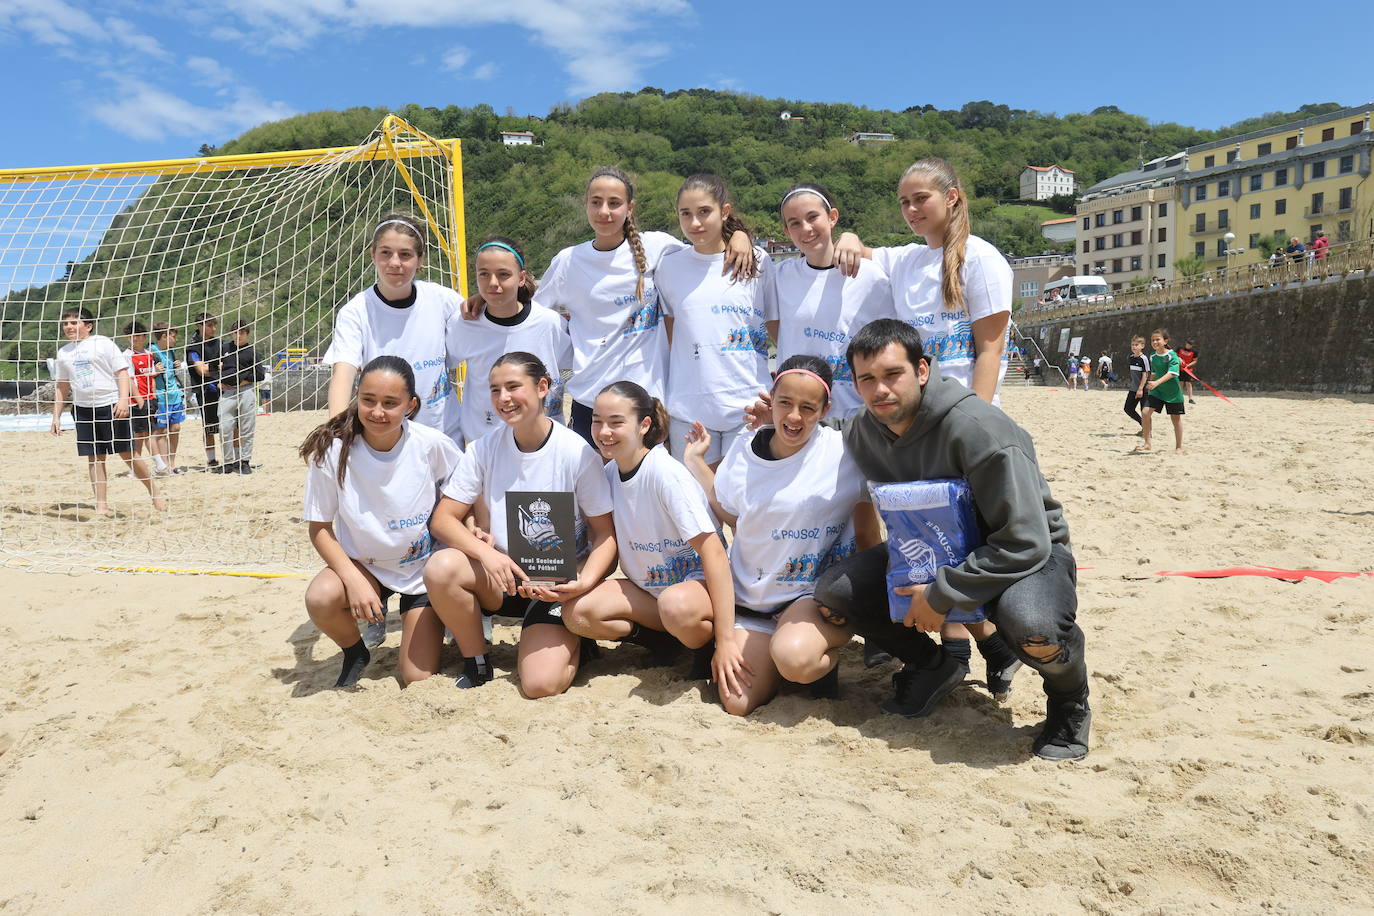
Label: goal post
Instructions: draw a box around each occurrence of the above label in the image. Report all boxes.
[0,115,466,572]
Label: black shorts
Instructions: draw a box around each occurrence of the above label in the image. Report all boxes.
[129,401,154,435]
[197,388,220,432]
[377,585,431,615]
[1144,395,1185,415]
[73,404,132,456]
[484,592,565,629]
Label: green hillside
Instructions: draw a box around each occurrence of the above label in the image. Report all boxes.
[2,92,1346,377]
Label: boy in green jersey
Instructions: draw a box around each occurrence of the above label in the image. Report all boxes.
[1138,327,1184,452]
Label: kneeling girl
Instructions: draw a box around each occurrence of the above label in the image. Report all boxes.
[425,352,615,698]
[300,355,462,688]
[684,355,880,715]
[558,381,746,692]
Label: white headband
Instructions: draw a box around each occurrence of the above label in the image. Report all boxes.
[780,187,833,212]
[375,218,420,235]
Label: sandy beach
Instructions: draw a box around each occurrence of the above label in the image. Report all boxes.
[1,384,1372,913]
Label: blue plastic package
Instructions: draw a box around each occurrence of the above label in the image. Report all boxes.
[869,479,985,624]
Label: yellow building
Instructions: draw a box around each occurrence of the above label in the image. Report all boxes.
[1176,104,1373,267]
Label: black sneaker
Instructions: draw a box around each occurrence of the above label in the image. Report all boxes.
[237,461,253,475]
[862,641,894,668]
[689,640,715,680]
[454,657,492,689]
[880,651,968,718]
[986,659,1023,698]
[210,463,229,474]
[624,625,682,667]
[808,663,840,700]
[207,458,220,468]
[1032,696,1092,760]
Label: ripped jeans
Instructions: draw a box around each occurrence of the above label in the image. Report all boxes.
[814,541,1088,702]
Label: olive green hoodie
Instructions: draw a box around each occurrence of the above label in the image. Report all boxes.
[843,359,1071,614]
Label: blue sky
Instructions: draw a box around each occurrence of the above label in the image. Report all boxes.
[0,0,1370,169]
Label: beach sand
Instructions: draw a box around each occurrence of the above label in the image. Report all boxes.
[1,385,1372,913]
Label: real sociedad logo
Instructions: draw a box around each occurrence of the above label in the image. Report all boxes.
[518,498,562,553]
[897,537,938,583]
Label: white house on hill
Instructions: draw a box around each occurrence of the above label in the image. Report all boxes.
[1020,165,1075,200]
[500,131,537,146]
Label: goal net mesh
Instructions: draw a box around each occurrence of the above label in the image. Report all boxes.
[0,116,465,574]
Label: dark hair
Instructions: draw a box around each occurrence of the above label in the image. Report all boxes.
[194,312,217,324]
[123,320,147,335]
[299,355,419,487]
[151,321,173,338]
[678,173,758,280]
[1151,327,1171,342]
[598,380,669,448]
[61,306,94,324]
[231,320,251,333]
[475,235,538,304]
[846,318,927,374]
[491,351,551,386]
[587,166,646,301]
[773,354,833,407]
[371,213,425,253]
[778,182,837,215]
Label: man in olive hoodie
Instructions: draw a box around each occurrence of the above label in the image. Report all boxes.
[815,319,1090,760]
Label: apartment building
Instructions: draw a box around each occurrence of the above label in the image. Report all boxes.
[1176,105,1373,267]
[1075,153,1184,287]
[1020,165,1076,200]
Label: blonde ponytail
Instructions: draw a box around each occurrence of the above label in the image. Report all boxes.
[903,158,969,313]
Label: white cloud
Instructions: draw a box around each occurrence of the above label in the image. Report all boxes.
[0,0,168,60]
[471,62,498,81]
[187,56,236,87]
[89,79,295,143]
[103,17,170,60]
[199,0,693,95]
[441,47,470,73]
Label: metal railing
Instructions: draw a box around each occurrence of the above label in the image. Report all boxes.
[1023,237,1374,320]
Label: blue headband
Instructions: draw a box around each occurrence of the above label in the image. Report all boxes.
[476,241,525,268]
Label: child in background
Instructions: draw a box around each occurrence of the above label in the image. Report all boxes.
[121,320,159,470]
[770,182,891,422]
[1097,351,1114,390]
[187,314,222,468]
[1123,335,1149,432]
[217,320,265,474]
[149,322,186,475]
[1177,340,1200,404]
[300,356,462,688]
[657,173,772,462]
[1066,356,1080,390]
[50,308,163,513]
[1079,355,1092,391]
[446,235,571,447]
[1139,328,1185,452]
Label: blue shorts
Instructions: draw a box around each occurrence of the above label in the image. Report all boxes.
[156,398,186,429]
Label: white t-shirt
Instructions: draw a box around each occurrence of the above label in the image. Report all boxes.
[607,446,719,594]
[446,302,573,446]
[658,247,775,430]
[714,426,863,611]
[442,421,613,555]
[323,279,460,437]
[533,231,685,406]
[301,421,462,594]
[54,335,128,408]
[872,235,1012,397]
[770,258,891,419]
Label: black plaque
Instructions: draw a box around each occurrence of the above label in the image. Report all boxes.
[505,491,577,585]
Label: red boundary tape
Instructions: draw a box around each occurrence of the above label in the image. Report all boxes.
[1157,566,1374,583]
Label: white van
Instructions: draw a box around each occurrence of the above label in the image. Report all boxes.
[1042,275,1112,305]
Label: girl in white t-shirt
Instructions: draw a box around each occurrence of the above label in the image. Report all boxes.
[657,173,774,464]
[447,235,572,447]
[833,157,1012,404]
[555,381,746,691]
[425,352,617,698]
[324,213,461,438]
[770,182,892,420]
[462,166,755,447]
[300,356,462,688]
[683,355,880,716]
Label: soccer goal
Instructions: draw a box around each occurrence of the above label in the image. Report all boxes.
[0,115,466,573]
